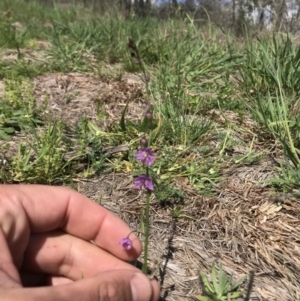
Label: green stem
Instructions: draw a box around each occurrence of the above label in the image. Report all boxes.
[135,44,152,275]
[142,190,150,275]
[142,166,151,275]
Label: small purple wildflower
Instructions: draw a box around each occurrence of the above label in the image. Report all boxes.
[145,75,150,82]
[135,147,155,166]
[120,237,132,250]
[145,111,152,119]
[134,174,154,191]
[135,59,141,65]
[142,101,148,108]
[140,136,147,146]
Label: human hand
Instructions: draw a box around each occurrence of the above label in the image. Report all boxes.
[0,184,160,301]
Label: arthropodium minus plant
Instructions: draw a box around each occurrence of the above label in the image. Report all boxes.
[133,108,155,275]
[119,38,155,275]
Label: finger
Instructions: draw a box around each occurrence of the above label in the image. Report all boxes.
[21,231,140,280]
[46,275,73,286]
[0,228,21,287]
[0,189,29,268]
[1,185,141,260]
[0,270,160,301]
[20,272,73,287]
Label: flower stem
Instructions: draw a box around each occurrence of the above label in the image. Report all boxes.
[142,190,150,275]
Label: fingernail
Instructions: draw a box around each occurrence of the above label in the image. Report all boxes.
[130,273,152,301]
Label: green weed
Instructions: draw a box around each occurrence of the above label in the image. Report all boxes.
[237,34,300,190]
[197,262,247,301]
[9,121,73,184]
[0,76,42,140]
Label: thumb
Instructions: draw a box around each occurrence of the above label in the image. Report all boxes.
[85,270,157,301]
[0,270,160,301]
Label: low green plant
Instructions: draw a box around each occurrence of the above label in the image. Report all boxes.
[239,34,300,96]
[0,77,42,140]
[236,33,300,191]
[197,262,247,301]
[73,118,107,175]
[10,121,73,184]
[0,20,26,58]
[155,182,184,204]
[171,205,195,220]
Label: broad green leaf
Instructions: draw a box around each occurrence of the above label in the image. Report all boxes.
[229,291,244,299]
[218,265,230,295]
[211,262,219,295]
[200,271,215,295]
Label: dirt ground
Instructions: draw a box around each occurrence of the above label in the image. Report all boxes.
[0,60,300,300]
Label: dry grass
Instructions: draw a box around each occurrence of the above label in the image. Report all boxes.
[77,165,300,301]
[1,71,299,301]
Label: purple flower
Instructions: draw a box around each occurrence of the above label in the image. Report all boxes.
[135,148,155,166]
[120,237,132,250]
[145,111,152,119]
[140,137,147,146]
[134,174,154,191]
[142,101,148,108]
